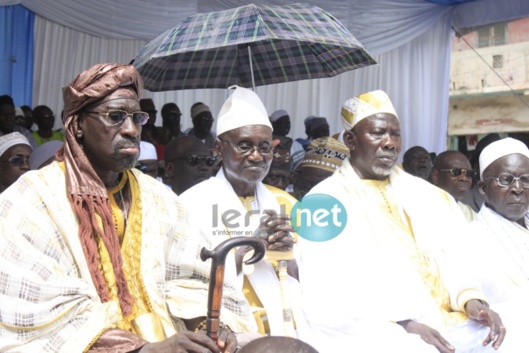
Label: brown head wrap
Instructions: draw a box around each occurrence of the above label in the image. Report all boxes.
[58,63,143,315]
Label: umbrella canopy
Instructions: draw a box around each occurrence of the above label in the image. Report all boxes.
[133,3,376,91]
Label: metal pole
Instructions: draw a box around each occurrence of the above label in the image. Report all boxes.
[248,46,256,91]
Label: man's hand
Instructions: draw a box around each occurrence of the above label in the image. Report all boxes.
[139,330,237,353]
[254,210,296,251]
[216,327,238,353]
[465,299,506,350]
[398,320,455,353]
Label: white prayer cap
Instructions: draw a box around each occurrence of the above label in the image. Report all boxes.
[341,90,398,130]
[480,137,529,178]
[270,109,289,122]
[139,141,157,161]
[0,132,32,158]
[216,86,272,136]
[29,140,63,169]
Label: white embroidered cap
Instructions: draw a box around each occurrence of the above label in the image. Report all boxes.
[217,86,271,136]
[479,137,529,178]
[341,90,398,130]
[0,132,32,158]
[139,141,157,161]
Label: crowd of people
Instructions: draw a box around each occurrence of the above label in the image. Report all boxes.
[1,62,528,353]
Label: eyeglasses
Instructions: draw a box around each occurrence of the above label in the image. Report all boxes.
[0,156,29,167]
[439,168,476,179]
[219,139,274,156]
[486,173,529,189]
[171,154,217,167]
[84,110,148,126]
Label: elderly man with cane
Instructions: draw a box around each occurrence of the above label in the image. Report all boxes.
[179,86,299,339]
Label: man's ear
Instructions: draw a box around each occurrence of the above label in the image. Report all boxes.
[430,168,440,185]
[73,116,84,139]
[214,138,223,157]
[343,130,355,152]
[164,161,174,177]
[477,179,486,196]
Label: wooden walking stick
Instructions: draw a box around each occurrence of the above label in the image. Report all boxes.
[200,237,266,340]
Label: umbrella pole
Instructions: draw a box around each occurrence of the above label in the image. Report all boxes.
[248,46,256,91]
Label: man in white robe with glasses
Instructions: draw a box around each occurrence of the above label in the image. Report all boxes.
[178,86,299,338]
[463,137,529,350]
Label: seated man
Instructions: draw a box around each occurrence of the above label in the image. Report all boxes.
[179,86,298,337]
[161,102,185,141]
[0,95,37,148]
[431,150,476,221]
[164,135,215,195]
[269,110,304,170]
[402,145,433,180]
[186,102,216,149]
[31,105,65,145]
[140,98,167,160]
[292,137,349,200]
[263,135,293,191]
[297,90,508,353]
[0,63,236,352]
[463,137,529,349]
[0,132,32,193]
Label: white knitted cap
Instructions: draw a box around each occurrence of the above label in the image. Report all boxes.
[480,137,529,178]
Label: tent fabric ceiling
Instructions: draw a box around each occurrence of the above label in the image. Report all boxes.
[1,0,528,53]
[1,0,529,155]
[424,0,475,5]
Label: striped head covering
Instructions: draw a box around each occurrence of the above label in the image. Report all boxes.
[341,90,398,131]
[301,137,349,172]
[58,63,143,315]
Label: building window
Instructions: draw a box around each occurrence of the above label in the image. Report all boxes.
[492,55,503,68]
[478,23,507,48]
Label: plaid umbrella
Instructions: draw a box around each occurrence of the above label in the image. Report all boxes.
[133,3,376,91]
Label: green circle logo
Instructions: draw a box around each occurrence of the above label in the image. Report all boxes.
[290,194,347,242]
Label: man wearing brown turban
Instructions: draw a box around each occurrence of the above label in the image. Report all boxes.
[0,64,236,352]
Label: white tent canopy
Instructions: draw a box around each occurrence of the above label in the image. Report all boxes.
[2,0,528,155]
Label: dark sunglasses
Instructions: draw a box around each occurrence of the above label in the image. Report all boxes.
[85,110,148,126]
[439,168,476,179]
[173,155,217,167]
[0,156,29,167]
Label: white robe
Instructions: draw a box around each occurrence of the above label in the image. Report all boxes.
[179,168,300,336]
[464,205,529,352]
[0,162,194,352]
[297,159,508,353]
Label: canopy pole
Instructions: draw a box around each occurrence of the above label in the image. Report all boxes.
[248,46,255,91]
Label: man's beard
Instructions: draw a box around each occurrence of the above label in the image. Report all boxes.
[372,165,393,177]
